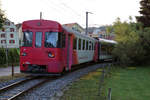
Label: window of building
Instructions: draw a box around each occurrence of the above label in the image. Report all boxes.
[10,34,14,38]
[78,38,81,50]
[10,28,14,32]
[5,22,10,26]
[73,38,77,50]
[9,40,15,44]
[1,40,6,44]
[1,34,5,38]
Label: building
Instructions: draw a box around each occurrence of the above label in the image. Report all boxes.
[88,26,115,40]
[63,23,85,34]
[16,23,22,45]
[0,19,19,48]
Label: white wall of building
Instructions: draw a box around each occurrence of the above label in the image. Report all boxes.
[0,19,19,48]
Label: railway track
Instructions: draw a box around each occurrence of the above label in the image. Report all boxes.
[0,76,51,100]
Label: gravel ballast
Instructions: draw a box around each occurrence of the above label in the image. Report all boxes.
[18,63,108,100]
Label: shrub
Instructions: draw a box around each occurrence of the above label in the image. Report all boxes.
[0,48,6,64]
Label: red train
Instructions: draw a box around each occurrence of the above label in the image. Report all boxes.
[20,19,116,75]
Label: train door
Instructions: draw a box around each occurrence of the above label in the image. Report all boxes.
[66,34,73,71]
[32,31,46,63]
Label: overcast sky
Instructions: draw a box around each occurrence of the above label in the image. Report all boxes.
[2,0,141,27]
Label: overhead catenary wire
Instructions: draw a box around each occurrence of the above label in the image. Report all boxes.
[38,0,95,28]
[41,0,83,22]
[39,0,88,26]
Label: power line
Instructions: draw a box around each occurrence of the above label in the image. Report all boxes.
[41,0,84,23]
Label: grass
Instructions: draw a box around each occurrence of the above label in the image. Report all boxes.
[0,73,27,83]
[61,68,103,100]
[61,66,150,100]
[103,66,150,100]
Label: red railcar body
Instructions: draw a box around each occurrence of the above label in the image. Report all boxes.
[20,19,100,75]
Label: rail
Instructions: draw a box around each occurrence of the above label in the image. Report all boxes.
[0,76,51,100]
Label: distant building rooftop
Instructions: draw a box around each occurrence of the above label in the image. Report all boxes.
[63,23,85,34]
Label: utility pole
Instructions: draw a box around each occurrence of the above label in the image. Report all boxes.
[86,11,93,35]
[40,12,42,20]
[5,27,8,67]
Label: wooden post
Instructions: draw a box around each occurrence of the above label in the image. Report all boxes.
[12,63,14,77]
[98,66,105,96]
[108,88,112,100]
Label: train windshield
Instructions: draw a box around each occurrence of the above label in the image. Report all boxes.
[22,31,33,47]
[45,32,59,48]
[35,32,42,47]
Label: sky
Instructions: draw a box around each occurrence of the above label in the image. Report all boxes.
[1,0,141,27]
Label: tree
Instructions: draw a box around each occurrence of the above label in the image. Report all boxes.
[0,0,6,29]
[112,18,147,66]
[136,0,150,27]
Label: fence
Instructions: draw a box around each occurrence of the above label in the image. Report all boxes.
[98,63,113,100]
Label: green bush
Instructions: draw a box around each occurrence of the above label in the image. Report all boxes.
[0,48,19,66]
[8,48,19,64]
[112,18,150,66]
[0,48,6,64]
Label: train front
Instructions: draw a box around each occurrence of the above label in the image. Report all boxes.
[20,20,65,75]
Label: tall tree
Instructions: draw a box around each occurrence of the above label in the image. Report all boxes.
[136,0,150,27]
[112,18,147,66]
[0,0,6,29]
[0,9,5,29]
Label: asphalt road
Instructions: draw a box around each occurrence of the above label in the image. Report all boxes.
[0,66,20,76]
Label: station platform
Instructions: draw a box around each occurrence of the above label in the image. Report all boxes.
[0,66,20,76]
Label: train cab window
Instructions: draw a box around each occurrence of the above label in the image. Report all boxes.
[82,40,85,50]
[79,38,81,50]
[73,38,77,50]
[35,32,42,47]
[86,41,88,50]
[22,31,33,47]
[45,32,59,48]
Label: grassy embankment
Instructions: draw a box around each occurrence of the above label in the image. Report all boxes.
[0,73,27,83]
[61,66,150,100]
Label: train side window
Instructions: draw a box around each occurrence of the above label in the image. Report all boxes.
[35,32,42,48]
[79,38,81,50]
[91,42,93,50]
[89,41,91,50]
[73,38,77,50]
[82,40,85,50]
[62,34,66,48]
[86,40,88,50]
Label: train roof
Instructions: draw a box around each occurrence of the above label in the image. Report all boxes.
[99,38,117,44]
[22,19,62,30]
[62,25,97,41]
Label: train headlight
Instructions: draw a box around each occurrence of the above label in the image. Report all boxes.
[21,52,27,56]
[48,52,55,58]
